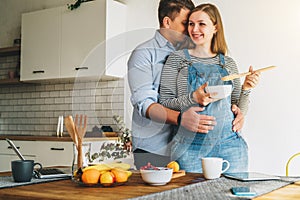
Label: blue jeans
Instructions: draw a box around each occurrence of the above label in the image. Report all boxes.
[172,131,248,173]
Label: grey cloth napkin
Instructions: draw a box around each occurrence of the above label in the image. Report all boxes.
[0,176,68,189]
[129,176,300,200]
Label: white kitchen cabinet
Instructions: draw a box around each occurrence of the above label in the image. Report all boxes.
[0,140,72,171]
[60,0,105,79]
[21,7,61,81]
[0,137,133,172]
[20,0,127,81]
[36,141,73,167]
[0,155,36,173]
[0,140,37,172]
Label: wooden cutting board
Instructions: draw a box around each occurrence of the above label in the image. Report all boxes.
[102,132,118,137]
[172,170,186,179]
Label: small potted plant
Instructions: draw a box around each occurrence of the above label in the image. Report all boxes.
[67,0,93,10]
[113,115,132,151]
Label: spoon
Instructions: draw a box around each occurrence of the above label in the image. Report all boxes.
[221,66,277,81]
[65,116,78,149]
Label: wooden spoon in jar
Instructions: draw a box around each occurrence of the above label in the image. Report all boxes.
[74,114,88,169]
[64,116,78,149]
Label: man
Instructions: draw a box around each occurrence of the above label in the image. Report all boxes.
[128,0,244,169]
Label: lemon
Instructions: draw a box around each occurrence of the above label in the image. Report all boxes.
[167,161,180,172]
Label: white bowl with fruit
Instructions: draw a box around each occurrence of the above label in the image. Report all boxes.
[140,168,173,186]
[140,163,175,186]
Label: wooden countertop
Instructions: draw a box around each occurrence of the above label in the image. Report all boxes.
[0,135,118,142]
[0,172,202,200]
[1,171,300,199]
[254,181,300,200]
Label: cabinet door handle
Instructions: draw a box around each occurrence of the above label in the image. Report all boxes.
[50,147,64,151]
[75,67,88,70]
[8,146,20,149]
[33,70,45,74]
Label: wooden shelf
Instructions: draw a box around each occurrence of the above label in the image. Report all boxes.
[0,46,20,57]
[0,78,22,85]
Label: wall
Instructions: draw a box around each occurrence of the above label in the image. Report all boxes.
[123,0,300,176]
[206,0,300,176]
[0,0,73,48]
[0,55,124,136]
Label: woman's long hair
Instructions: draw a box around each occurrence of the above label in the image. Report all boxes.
[188,3,228,55]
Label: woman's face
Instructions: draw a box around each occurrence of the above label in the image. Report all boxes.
[188,10,217,47]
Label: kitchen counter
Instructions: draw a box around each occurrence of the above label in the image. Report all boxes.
[0,171,201,199]
[1,171,300,199]
[0,135,118,142]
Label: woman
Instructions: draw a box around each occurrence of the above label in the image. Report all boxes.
[159,3,260,172]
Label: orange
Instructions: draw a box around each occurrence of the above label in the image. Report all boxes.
[167,161,180,172]
[81,169,101,184]
[111,168,129,183]
[100,171,115,186]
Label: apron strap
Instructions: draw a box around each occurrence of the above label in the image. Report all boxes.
[183,49,191,61]
[219,53,225,67]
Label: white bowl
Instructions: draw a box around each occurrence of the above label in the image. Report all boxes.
[205,85,232,99]
[140,167,173,186]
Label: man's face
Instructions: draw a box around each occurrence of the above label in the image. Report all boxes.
[168,8,190,42]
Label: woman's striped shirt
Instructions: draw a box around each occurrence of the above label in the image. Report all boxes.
[159,49,250,115]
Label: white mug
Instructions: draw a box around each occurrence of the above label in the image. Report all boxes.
[201,157,230,179]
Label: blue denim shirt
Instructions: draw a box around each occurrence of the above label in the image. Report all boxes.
[127,30,176,156]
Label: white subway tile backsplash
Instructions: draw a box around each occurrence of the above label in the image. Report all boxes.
[101,88,113,95]
[64,97,72,104]
[59,90,70,97]
[31,92,40,98]
[13,93,22,99]
[54,84,64,91]
[45,98,55,104]
[41,91,50,98]
[95,96,107,103]
[45,85,55,91]
[54,98,64,104]
[17,99,26,105]
[64,83,74,90]
[0,79,124,136]
[50,91,60,97]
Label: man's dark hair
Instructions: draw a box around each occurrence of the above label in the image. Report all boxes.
[158,0,195,27]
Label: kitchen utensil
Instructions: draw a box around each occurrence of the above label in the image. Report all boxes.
[60,116,63,137]
[56,116,64,137]
[65,116,78,149]
[221,66,277,81]
[6,138,26,161]
[56,116,60,137]
[74,114,88,169]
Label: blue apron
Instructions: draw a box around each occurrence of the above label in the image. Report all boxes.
[171,49,248,173]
